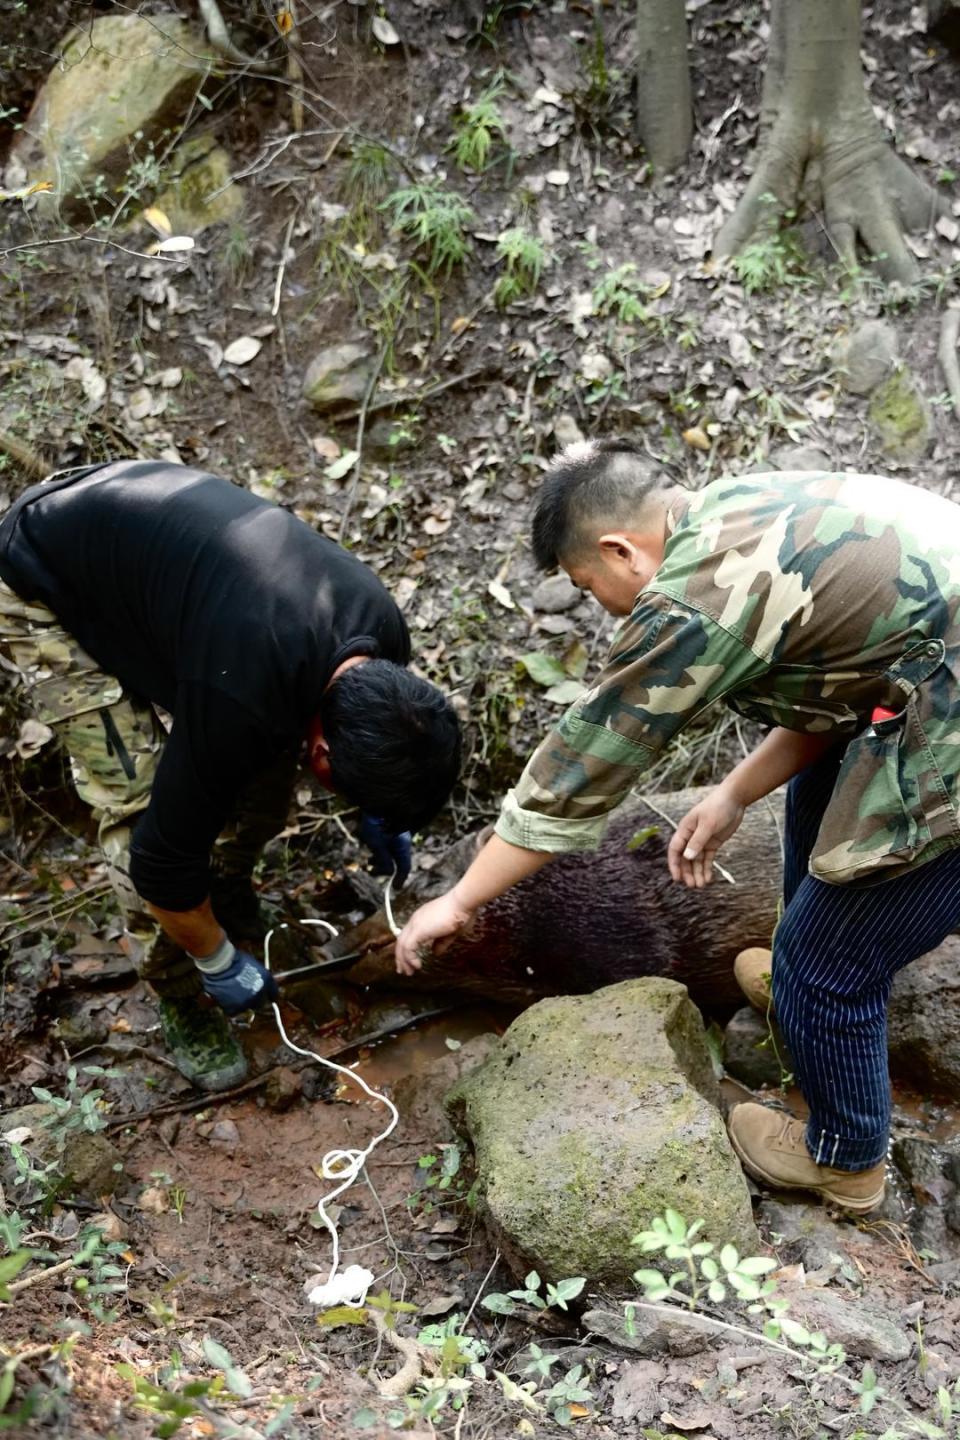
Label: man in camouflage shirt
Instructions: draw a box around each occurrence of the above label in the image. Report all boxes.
[396,438,960,1211]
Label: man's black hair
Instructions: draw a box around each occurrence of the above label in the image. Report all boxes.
[320,660,461,833]
[531,437,667,570]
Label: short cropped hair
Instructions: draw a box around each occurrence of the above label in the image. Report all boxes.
[320,660,461,832]
[532,438,667,570]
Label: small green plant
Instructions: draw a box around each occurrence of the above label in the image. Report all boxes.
[493,227,548,307]
[407,1142,477,1214]
[382,182,476,274]
[32,1064,118,1142]
[450,77,508,173]
[542,1363,594,1427]
[482,1268,586,1316]
[592,262,658,326]
[731,229,807,293]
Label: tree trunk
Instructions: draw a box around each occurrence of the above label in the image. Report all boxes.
[635,0,692,174]
[326,787,784,1010]
[714,0,948,283]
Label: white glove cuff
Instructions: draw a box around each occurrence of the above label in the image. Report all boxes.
[190,935,237,975]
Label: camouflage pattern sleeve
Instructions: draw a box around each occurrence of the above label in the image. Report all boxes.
[495,591,767,852]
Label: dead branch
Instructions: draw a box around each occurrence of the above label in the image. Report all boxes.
[338,345,389,543]
[938,306,960,420]
[196,0,270,68]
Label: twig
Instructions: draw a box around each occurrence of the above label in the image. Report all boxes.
[284,0,305,132]
[197,0,269,68]
[335,363,492,425]
[7,1255,77,1295]
[938,306,960,421]
[636,794,737,885]
[105,1069,275,1130]
[458,1248,501,1336]
[338,344,388,543]
[271,208,299,317]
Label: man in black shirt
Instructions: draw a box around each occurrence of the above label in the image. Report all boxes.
[0,460,461,1090]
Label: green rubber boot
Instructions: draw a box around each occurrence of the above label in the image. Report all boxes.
[157,997,249,1092]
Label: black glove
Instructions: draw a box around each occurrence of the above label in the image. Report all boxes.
[192,938,278,1016]
[359,813,413,886]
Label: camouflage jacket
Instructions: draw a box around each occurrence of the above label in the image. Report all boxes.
[495,472,960,883]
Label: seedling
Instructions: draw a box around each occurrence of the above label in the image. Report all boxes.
[450,78,508,173]
[382,182,476,274]
[493,227,548,307]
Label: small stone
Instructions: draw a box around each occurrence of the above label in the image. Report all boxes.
[531,573,580,614]
[207,1119,240,1154]
[833,320,898,396]
[758,1199,855,1273]
[302,342,374,412]
[584,1306,720,1357]
[264,1066,303,1112]
[768,444,830,472]
[868,367,932,462]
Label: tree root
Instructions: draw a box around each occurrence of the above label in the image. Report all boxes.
[196,0,270,68]
[938,306,960,420]
[371,1310,432,1399]
[713,121,949,284]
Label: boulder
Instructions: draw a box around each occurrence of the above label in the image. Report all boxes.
[5,15,211,213]
[303,342,375,412]
[530,572,580,614]
[1,1102,123,1201]
[833,321,898,396]
[446,978,757,1289]
[888,939,960,1093]
[868,367,932,463]
[150,135,243,236]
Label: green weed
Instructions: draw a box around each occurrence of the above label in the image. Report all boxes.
[493,226,548,307]
[450,77,508,173]
[731,230,807,293]
[382,182,476,273]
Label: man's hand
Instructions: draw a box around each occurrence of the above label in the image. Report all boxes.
[395,890,475,976]
[193,939,279,1015]
[667,784,745,889]
[360,813,413,886]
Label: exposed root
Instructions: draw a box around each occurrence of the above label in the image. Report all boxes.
[714,119,949,284]
[196,0,270,68]
[938,306,960,420]
[371,1310,430,1398]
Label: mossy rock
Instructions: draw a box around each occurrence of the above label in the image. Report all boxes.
[868,367,932,462]
[151,135,243,235]
[446,978,757,1288]
[5,14,212,213]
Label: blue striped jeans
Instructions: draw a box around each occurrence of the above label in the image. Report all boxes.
[773,746,960,1172]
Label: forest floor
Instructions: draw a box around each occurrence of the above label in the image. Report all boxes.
[3,2,960,1437]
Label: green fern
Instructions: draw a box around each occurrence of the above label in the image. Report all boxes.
[493,227,548,307]
[382,183,476,274]
[450,78,508,173]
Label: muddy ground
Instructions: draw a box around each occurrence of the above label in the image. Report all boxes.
[3,1,960,1437]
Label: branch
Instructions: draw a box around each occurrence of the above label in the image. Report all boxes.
[938,306,960,421]
[196,0,270,68]
[338,345,389,543]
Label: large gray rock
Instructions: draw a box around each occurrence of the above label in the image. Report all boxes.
[5,15,211,212]
[888,939,960,1093]
[723,1007,793,1092]
[530,573,580,614]
[768,444,830,472]
[302,342,374,412]
[833,320,898,396]
[446,978,757,1288]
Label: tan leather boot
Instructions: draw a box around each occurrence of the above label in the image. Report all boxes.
[729,1102,885,1212]
[734,946,774,1014]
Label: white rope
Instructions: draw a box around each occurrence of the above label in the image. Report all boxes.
[262,888,404,1309]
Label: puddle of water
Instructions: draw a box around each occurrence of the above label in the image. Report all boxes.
[331,1004,512,1098]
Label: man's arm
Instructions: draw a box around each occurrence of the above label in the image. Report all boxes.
[395,835,552,974]
[667,727,840,887]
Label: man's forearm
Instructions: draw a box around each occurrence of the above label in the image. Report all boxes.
[451,833,554,913]
[724,727,839,807]
[144,898,224,957]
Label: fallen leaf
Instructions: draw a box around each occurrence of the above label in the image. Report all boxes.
[423,515,452,535]
[450,315,473,336]
[3,1127,33,1146]
[937,216,960,243]
[223,335,263,366]
[276,8,294,34]
[312,435,341,461]
[372,14,400,44]
[136,1186,169,1215]
[152,235,195,254]
[487,579,515,610]
[430,1214,460,1235]
[682,425,711,451]
[546,168,570,186]
[325,449,359,481]
[544,679,584,705]
[520,652,567,687]
[419,1292,465,1317]
[142,206,172,237]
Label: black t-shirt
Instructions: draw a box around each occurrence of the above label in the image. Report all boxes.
[0,460,411,909]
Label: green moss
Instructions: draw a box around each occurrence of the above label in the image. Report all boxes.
[868,367,931,461]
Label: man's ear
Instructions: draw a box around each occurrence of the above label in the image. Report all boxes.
[598,532,642,569]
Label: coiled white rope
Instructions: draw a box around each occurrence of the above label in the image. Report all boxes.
[262,879,403,1309]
